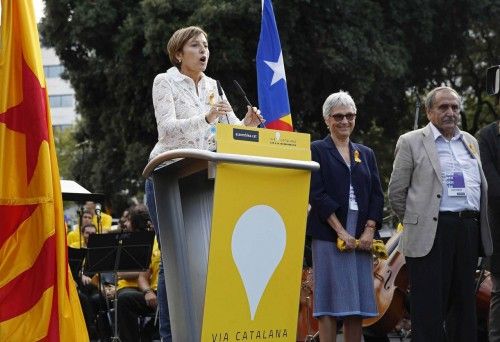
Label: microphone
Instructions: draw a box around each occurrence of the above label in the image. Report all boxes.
[216,80,224,97]
[95,203,102,218]
[233,80,264,127]
[216,80,229,124]
[233,80,253,107]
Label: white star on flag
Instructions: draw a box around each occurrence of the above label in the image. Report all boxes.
[264,51,286,86]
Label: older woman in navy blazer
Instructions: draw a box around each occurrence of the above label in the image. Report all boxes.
[307,91,384,342]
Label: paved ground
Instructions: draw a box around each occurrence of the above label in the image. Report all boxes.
[298,332,410,341]
[334,336,410,342]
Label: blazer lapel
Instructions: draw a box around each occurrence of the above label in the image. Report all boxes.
[422,124,442,183]
[462,135,480,162]
[324,136,349,169]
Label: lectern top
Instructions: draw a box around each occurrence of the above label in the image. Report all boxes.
[142,148,319,178]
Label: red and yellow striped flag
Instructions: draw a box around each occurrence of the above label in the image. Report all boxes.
[0,0,88,340]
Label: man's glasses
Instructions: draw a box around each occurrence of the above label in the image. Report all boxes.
[329,112,356,122]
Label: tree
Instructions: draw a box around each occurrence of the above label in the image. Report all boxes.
[53,126,78,179]
[41,0,500,211]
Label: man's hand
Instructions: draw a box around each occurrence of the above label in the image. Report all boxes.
[144,290,157,308]
[81,275,92,286]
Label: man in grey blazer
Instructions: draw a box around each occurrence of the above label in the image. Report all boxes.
[388,86,493,342]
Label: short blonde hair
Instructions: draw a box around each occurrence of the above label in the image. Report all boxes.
[166,26,208,68]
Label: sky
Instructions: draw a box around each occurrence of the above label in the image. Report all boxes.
[34,0,44,22]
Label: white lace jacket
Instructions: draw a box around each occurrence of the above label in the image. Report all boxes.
[149,67,242,161]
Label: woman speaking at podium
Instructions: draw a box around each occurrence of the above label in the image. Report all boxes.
[307,91,384,342]
[145,26,263,341]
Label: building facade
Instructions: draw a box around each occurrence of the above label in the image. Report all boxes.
[41,47,77,129]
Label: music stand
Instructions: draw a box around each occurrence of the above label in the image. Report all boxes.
[68,247,86,282]
[85,231,155,341]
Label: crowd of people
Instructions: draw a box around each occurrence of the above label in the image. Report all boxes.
[65,24,499,342]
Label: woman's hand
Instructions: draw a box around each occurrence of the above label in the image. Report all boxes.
[243,106,265,127]
[206,100,233,123]
[338,230,357,251]
[327,213,356,250]
[359,220,376,251]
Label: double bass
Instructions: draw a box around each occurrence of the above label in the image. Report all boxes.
[362,230,409,334]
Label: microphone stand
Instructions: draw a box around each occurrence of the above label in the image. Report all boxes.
[94,206,110,339]
[413,87,420,130]
[96,206,102,235]
[77,206,83,248]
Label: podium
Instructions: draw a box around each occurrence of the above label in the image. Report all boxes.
[143,125,319,341]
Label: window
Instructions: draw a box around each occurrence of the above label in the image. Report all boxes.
[49,94,74,108]
[43,65,64,78]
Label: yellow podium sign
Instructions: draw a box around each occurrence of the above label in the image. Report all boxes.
[201,125,311,341]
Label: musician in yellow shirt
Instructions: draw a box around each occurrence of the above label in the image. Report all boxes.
[85,201,113,231]
[69,223,97,249]
[67,202,113,246]
[67,210,94,246]
[115,204,160,342]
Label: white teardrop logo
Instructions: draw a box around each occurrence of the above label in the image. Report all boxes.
[231,205,286,320]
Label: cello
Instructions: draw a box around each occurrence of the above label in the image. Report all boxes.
[362,230,409,334]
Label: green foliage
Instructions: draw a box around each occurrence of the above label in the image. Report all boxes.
[40,0,500,209]
[53,126,78,179]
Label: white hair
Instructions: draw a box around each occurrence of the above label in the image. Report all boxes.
[322,91,357,119]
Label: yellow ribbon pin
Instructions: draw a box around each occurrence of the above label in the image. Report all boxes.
[468,143,477,156]
[354,150,362,163]
[208,91,216,106]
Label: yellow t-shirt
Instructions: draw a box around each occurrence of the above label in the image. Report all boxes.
[92,212,113,230]
[69,241,87,249]
[117,238,160,291]
[67,228,82,246]
[67,214,112,246]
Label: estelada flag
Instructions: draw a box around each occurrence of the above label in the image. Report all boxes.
[0,0,88,340]
[256,0,293,131]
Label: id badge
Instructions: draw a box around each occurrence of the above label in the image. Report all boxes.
[446,171,466,197]
[349,186,359,211]
[349,198,359,211]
